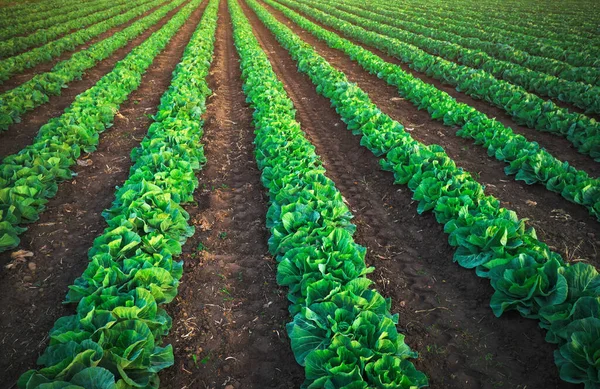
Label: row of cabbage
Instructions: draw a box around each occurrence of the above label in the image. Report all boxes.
[0,0,131,58]
[0,0,186,132]
[16,0,218,387]
[230,0,429,387]
[467,0,597,18]
[247,0,600,387]
[464,0,599,32]
[0,0,95,29]
[0,0,107,43]
[356,0,600,69]
[377,0,593,50]
[0,0,200,253]
[274,0,600,221]
[341,0,600,94]
[293,0,600,160]
[0,0,170,83]
[398,0,600,41]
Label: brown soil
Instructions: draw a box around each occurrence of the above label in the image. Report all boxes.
[277,1,600,179]
[239,0,582,387]
[159,1,304,387]
[257,1,599,268]
[0,0,169,94]
[0,0,188,159]
[0,3,208,386]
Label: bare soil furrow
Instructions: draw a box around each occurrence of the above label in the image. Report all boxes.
[160,1,304,387]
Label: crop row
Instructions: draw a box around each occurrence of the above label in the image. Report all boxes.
[287,0,600,161]
[371,0,599,54]
[247,0,600,387]
[230,0,429,387]
[402,0,600,41]
[0,0,125,48]
[17,0,218,387]
[275,0,600,220]
[0,0,131,58]
[338,0,600,100]
[336,2,600,85]
[0,0,169,84]
[477,1,598,34]
[0,0,200,253]
[466,0,597,17]
[0,0,100,41]
[274,0,600,216]
[358,0,600,70]
[0,0,187,132]
[0,0,96,28]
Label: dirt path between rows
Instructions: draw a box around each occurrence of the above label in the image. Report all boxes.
[0,3,208,385]
[258,0,599,270]
[240,0,579,387]
[0,0,188,159]
[159,2,304,388]
[275,0,600,179]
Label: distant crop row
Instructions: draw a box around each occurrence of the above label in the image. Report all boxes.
[291,0,600,161]
[344,0,600,83]
[275,0,600,220]
[0,0,168,83]
[0,0,193,252]
[0,0,185,132]
[0,0,97,30]
[336,0,600,109]
[371,0,599,59]
[0,0,131,58]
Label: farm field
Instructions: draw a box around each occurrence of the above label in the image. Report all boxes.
[0,0,598,388]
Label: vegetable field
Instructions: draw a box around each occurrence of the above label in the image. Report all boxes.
[0,0,598,387]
